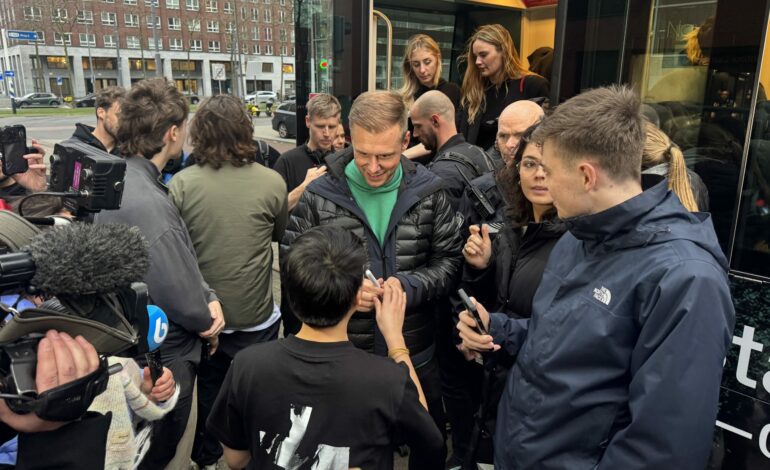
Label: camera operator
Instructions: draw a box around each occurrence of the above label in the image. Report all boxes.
[63,87,125,154]
[0,330,112,469]
[94,78,224,469]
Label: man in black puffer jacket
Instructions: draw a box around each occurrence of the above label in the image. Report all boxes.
[280,91,462,469]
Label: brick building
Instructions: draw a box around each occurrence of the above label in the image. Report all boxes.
[0,0,295,98]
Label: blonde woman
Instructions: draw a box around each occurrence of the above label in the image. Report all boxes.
[642,121,708,211]
[400,34,461,162]
[458,24,549,150]
[400,34,461,110]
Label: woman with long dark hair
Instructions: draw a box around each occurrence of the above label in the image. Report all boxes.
[456,123,564,466]
[462,124,564,320]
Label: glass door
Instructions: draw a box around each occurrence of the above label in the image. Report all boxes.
[371,1,523,91]
[294,0,369,144]
[294,0,526,144]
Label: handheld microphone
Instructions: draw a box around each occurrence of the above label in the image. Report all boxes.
[145,305,169,385]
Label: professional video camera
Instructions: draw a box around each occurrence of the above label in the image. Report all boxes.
[13,136,126,218]
[0,211,161,421]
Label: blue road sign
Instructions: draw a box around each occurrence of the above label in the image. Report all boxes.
[0,75,4,81]
[4,71,13,78]
[7,31,38,41]
[56,76,63,86]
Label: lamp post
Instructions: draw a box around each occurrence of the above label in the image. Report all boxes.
[82,0,96,92]
[151,0,162,76]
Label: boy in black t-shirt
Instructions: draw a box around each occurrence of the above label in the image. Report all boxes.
[207,226,443,469]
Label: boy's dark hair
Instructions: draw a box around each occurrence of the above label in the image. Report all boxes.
[117,78,188,158]
[94,86,126,111]
[282,226,366,328]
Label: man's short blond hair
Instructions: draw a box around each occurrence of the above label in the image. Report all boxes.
[306,93,341,120]
[348,91,407,135]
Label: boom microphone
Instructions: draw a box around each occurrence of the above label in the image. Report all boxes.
[2,223,149,295]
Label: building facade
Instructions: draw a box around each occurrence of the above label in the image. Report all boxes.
[0,0,295,98]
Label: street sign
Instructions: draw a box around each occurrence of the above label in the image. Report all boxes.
[7,30,38,41]
[4,71,14,78]
[0,75,4,81]
[211,63,226,81]
[56,76,63,86]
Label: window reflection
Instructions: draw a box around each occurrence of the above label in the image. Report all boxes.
[732,18,770,278]
[634,1,755,253]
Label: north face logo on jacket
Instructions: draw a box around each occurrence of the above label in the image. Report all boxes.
[592,286,612,306]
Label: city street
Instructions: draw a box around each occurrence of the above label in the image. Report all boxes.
[0,112,295,155]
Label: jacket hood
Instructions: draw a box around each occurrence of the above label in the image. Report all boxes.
[71,123,107,151]
[564,180,727,270]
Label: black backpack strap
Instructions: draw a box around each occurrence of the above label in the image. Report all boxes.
[466,144,497,173]
[258,139,270,158]
[431,150,484,179]
[254,139,270,166]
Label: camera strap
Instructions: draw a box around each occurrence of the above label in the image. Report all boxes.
[0,306,138,356]
[0,211,40,251]
[3,352,117,421]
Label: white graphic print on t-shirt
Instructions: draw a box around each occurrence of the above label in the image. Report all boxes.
[258,404,350,470]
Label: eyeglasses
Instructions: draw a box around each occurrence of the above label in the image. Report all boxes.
[516,158,546,175]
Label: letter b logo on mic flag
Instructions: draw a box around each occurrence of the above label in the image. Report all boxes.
[146,305,169,351]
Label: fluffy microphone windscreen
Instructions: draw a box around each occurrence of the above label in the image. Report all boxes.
[21,223,150,295]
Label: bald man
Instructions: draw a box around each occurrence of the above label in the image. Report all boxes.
[495,99,545,165]
[462,100,545,227]
[411,90,496,210]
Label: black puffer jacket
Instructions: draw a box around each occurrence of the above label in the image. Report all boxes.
[280,148,463,365]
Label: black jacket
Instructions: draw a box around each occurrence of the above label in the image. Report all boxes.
[281,148,463,364]
[457,76,550,147]
[490,182,735,469]
[462,219,565,320]
[64,123,111,153]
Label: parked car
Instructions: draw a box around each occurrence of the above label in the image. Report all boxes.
[73,93,97,107]
[246,90,279,104]
[271,101,296,138]
[14,93,61,108]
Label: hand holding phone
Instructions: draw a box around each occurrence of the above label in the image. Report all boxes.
[0,125,29,176]
[458,288,488,335]
[456,289,498,355]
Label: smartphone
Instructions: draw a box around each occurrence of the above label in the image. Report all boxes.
[458,288,487,335]
[0,125,30,176]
